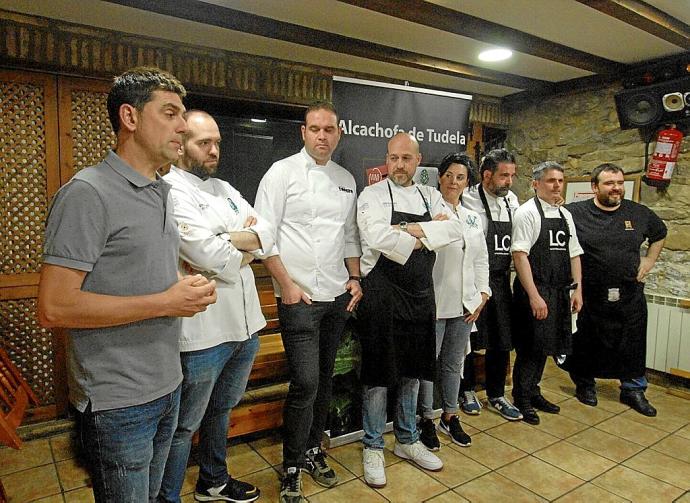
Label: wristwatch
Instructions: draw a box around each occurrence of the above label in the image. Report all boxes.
[399,221,408,232]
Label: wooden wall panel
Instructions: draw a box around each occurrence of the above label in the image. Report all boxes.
[0,69,59,416]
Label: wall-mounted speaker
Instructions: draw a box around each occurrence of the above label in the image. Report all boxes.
[615,76,690,129]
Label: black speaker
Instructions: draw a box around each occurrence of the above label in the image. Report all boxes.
[614,76,690,130]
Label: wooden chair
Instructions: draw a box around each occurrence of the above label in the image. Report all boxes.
[0,347,40,450]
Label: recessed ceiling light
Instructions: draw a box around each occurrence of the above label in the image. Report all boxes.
[478,48,513,62]
[251,118,267,123]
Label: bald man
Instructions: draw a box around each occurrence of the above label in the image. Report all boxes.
[356,133,465,487]
[159,110,271,503]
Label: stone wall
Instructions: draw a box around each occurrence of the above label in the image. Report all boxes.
[506,85,690,299]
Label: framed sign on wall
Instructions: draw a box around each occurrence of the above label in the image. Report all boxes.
[563,175,641,204]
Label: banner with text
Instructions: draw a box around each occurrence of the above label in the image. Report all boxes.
[332,76,472,191]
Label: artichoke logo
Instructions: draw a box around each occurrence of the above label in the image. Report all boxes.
[420,168,429,185]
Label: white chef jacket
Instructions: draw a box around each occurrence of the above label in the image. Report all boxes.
[462,184,519,236]
[357,179,464,276]
[165,166,274,351]
[511,196,584,258]
[433,204,491,319]
[254,148,361,301]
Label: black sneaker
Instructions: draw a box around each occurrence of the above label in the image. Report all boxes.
[531,394,560,414]
[419,418,440,451]
[280,467,305,503]
[194,477,260,502]
[620,390,657,417]
[437,415,471,447]
[305,446,338,487]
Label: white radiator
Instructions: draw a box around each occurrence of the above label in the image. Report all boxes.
[646,294,690,376]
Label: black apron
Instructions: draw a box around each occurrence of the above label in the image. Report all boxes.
[474,185,513,351]
[512,197,573,356]
[564,282,646,378]
[358,182,437,387]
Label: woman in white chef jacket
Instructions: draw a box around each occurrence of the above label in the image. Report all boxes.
[418,153,491,450]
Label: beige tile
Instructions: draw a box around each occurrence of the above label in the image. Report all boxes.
[1,464,62,502]
[648,394,690,418]
[533,441,615,480]
[308,478,387,503]
[49,433,78,462]
[239,466,281,502]
[426,489,470,502]
[0,439,53,476]
[34,495,65,503]
[63,487,95,503]
[674,491,690,503]
[450,432,526,470]
[179,464,200,497]
[651,434,690,464]
[554,483,628,502]
[227,442,270,477]
[676,423,690,441]
[558,397,616,426]
[454,471,547,503]
[498,456,584,500]
[540,387,571,404]
[427,444,490,488]
[530,412,589,439]
[486,421,559,453]
[248,433,283,466]
[595,415,669,446]
[459,409,507,431]
[540,375,576,397]
[329,442,400,477]
[374,461,447,502]
[596,393,630,413]
[568,427,645,463]
[302,456,355,497]
[619,408,688,434]
[593,465,684,502]
[623,448,690,490]
[56,457,91,491]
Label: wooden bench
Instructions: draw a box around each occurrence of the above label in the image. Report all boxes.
[225,262,289,438]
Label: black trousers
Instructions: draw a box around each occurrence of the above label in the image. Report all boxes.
[460,349,510,399]
[511,349,548,407]
[278,292,351,469]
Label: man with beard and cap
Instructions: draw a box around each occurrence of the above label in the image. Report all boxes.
[564,163,666,417]
[356,132,465,488]
[460,148,523,420]
[159,110,271,502]
[510,161,583,425]
[255,101,362,503]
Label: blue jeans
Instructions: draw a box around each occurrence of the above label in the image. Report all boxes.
[571,374,648,392]
[278,293,351,468]
[419,317,473,418]
[158,336,259,503]
[78,386,181,503]
[362,377,419,450]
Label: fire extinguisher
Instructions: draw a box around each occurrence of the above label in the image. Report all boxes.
[643,125,684,188]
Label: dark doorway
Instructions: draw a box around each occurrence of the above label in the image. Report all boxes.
[184,94,305,204]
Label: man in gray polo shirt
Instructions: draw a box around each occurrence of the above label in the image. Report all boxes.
[38,67,217,502]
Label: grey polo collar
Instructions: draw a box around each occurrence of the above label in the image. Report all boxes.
[104,150,163,188]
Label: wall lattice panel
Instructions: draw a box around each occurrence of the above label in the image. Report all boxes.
[0,298,54,405]
[0,80,50,276]
[69,89,115,173]
[0,70,59,418]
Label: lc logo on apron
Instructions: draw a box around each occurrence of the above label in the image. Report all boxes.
[494,234,511,254]
[549,230,567,249]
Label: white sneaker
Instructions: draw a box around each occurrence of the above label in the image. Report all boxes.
[362,447,387,488]
[393,441,443,471]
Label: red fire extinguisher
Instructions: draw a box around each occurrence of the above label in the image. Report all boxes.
[643,125,684,188]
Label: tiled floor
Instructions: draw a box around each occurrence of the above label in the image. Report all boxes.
[2,360,690,502]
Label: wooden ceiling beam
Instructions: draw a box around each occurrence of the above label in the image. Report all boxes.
[575,0,690,50]
[103,0,553,92]
[337,0,625,75]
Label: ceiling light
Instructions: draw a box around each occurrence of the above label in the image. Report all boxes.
[251,118,267,123]
[478,48,513,62]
